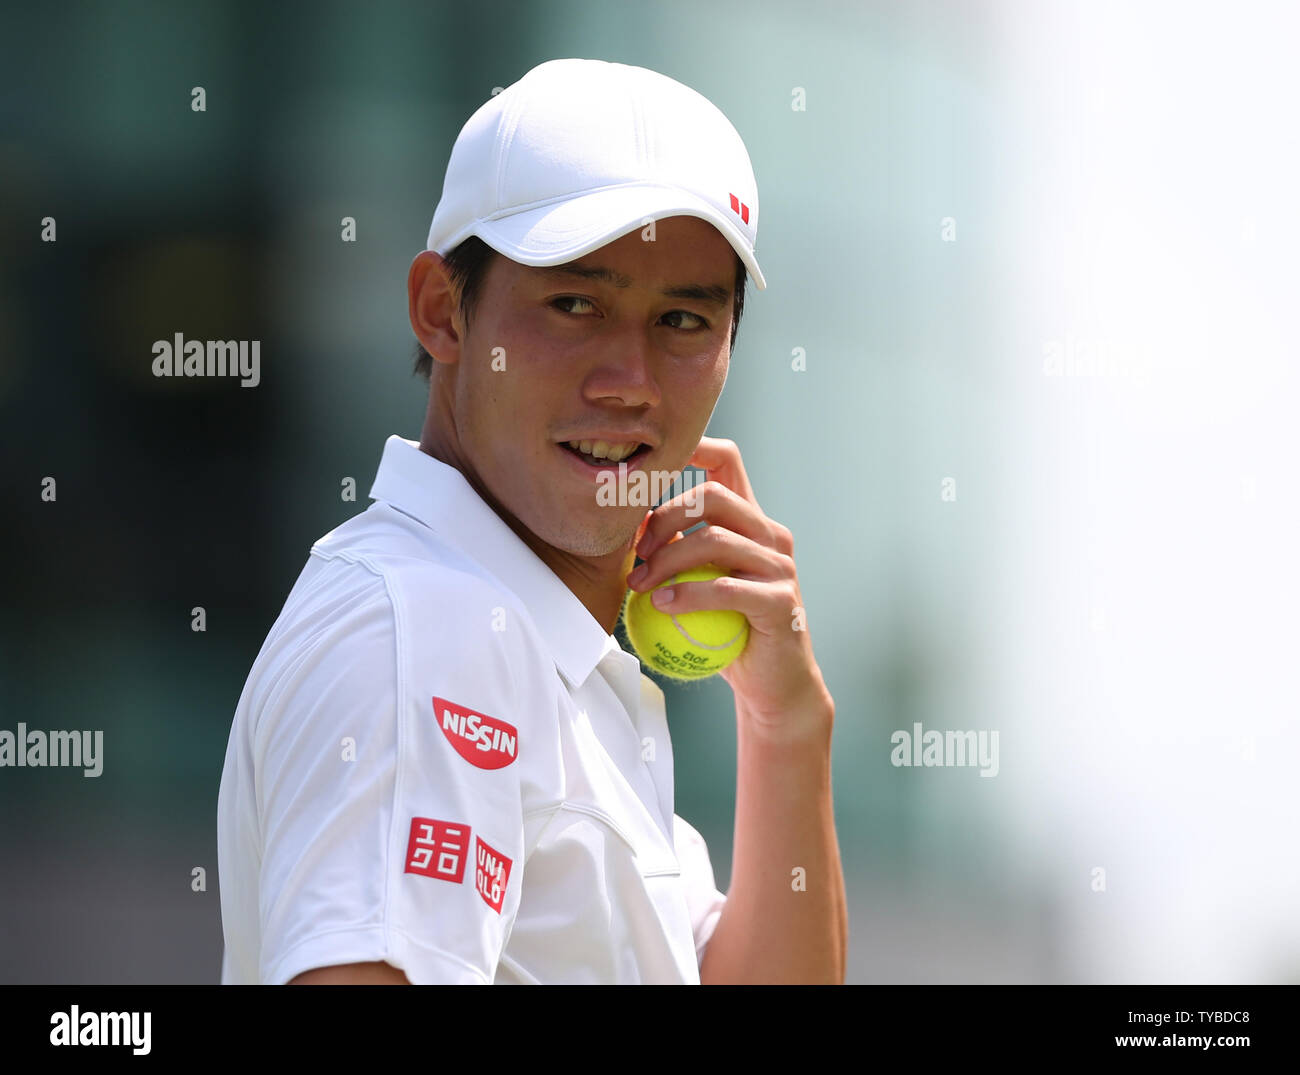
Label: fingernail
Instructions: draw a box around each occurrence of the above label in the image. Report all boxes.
[652,587,674,606]
[628,564,647,586]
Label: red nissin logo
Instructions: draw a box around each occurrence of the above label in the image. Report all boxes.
[433,696,518,769]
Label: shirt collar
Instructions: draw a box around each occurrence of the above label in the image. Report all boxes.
[367,435,621,690]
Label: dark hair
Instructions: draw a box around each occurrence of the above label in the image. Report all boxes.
[412,233,748,379]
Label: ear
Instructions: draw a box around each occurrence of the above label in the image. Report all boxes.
[408,250,463,367]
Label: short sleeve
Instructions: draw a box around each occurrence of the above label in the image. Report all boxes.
[254,558,526,985]
[672,814,728,969]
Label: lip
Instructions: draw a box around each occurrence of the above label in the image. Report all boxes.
[557,432,659,450]
[556,440,653,480]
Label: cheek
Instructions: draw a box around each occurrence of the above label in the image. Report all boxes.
[458,331,555,457]
[483,306,564,376]
[666,353,729,413]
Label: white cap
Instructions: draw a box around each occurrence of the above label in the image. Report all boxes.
[426,58,766,290]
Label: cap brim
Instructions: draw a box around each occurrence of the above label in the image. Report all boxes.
[444,183,766,291]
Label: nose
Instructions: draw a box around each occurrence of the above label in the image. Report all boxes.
[581,323,661,409]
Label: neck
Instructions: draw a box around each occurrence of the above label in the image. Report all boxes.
[417,403,641,637]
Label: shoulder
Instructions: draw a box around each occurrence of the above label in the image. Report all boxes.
[251,510,555,742]
[306,502,545,655]
[240,525,552,803]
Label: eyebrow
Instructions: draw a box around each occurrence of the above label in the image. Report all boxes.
[534,264,732,309]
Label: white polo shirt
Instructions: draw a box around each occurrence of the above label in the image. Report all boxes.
[216,434,727,984]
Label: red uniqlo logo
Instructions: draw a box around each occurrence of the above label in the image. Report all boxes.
[474,836,513,914]
[729,192,750,225]
[404,817,469,883]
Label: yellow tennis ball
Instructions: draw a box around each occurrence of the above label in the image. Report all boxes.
[622,562,749,680]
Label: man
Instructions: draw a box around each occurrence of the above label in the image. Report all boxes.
[217,57,846,984]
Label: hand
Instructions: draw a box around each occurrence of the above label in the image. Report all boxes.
[626,436,832,738]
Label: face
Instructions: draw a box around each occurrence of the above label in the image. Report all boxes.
[425,215,737,559]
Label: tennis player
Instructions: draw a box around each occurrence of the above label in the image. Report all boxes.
[216,57,845,984]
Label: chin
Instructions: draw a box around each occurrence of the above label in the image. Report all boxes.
[538,514,637,558]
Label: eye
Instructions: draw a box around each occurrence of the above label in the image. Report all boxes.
[661,310,709,331]
[550,296,598,315]
[549,297,709,331]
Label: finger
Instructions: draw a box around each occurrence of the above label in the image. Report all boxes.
[633,527,684,564]
[637,480,771,558]
[688,436,757,506]
[647,574,793,628]
[631,509,653,554]
[627,522,783,591]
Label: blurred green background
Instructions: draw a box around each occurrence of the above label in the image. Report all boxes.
[4,0,1298,984]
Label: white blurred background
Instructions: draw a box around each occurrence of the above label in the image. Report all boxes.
[994,0,1300,983]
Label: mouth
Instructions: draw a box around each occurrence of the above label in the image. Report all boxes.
[558,439,652,470]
